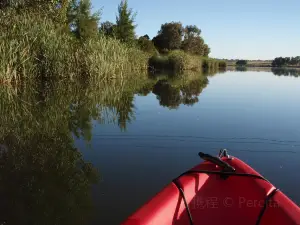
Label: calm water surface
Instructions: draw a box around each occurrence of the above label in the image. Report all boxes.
[0,68,299,225]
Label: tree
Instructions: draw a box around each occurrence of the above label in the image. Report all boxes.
[100,21,116,37]
[184,25,201,38]
[73,0,100,40]
[181,25,203,55]
[181,36,205,55]
[272,57,291,67]
[67,0,80,27]
[274,56,300,67]
[115,0,136,43]
[153,22,184,52]
[183,25,210,56]
[137,35,157,54]
[142,34,150,40]
[203,44,210,57]
[236,60,248,67]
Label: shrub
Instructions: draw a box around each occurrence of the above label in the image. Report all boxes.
[148,55,170,72]
[148,51,226,72]
[236,60,248,67]
[218,61,227,68]
[137,36,157,55]
[168,50,188,71]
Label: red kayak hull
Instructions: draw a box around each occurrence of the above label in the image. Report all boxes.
[123,156,300,225]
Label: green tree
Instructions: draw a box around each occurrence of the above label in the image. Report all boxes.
[290,56,300,65]
[67,0,80,28]
[100,21,116,37]
[153,22,184,52]
[115,0,136,43]
[236,60,248,67]
[73,0,101,40]
[273,56,300,67]
[142,34,150,40]
[137,35,157,54]
[182,37,205,55]
[181,25,204,55]
[184,25,201,38]
[203,44,210,57]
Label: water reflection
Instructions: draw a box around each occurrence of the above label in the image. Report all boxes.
[272,68,300,77]
[0,70,217,224]
[151,73,208,109]
[227,66,300,77]
[235,66,248,72]
[0,135,98,225]
[0,82,100,225]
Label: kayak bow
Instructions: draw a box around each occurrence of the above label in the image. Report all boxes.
[123,149,300,225]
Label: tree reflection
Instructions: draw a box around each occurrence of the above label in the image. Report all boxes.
[151,73,209,109]
[153,80,182,109]
[0,81,103,225]
[235,66,248,72]
[0,133,98,225]
[272,68,300,77]
[181,79,208,106]
[0,76,149,224]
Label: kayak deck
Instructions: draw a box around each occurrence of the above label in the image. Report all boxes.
[123,152,300,225]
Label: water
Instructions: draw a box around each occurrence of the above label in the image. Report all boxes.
[0,68,299,225]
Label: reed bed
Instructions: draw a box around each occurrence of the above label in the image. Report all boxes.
[149,51,227,73]
[0,10,149,83]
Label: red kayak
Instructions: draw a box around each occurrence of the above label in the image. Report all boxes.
[123,150,300,225]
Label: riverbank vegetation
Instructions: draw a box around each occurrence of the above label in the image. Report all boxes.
[0,0,225,84]
[272,57,300,68]
[149,23,226,72]
[0,0,150,84]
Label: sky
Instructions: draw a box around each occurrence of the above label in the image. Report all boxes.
[91,0,300,60]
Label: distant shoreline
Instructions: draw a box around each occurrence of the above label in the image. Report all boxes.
[225,59,300,68]
[226,64,300,69]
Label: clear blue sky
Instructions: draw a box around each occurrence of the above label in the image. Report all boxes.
[92,0,300,60]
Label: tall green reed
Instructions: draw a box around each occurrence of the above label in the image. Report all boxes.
[0,10,149,83]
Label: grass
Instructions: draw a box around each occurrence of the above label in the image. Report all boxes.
[0,9,149,83]
[149,50,227,73]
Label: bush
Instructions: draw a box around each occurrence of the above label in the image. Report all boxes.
[218,61,227,68]
[148,51,226,73]
[148,51,202,72]
[168,50,189,71]
[236,60,247,67]
[137,37,157,55]
[148,55,170,72]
